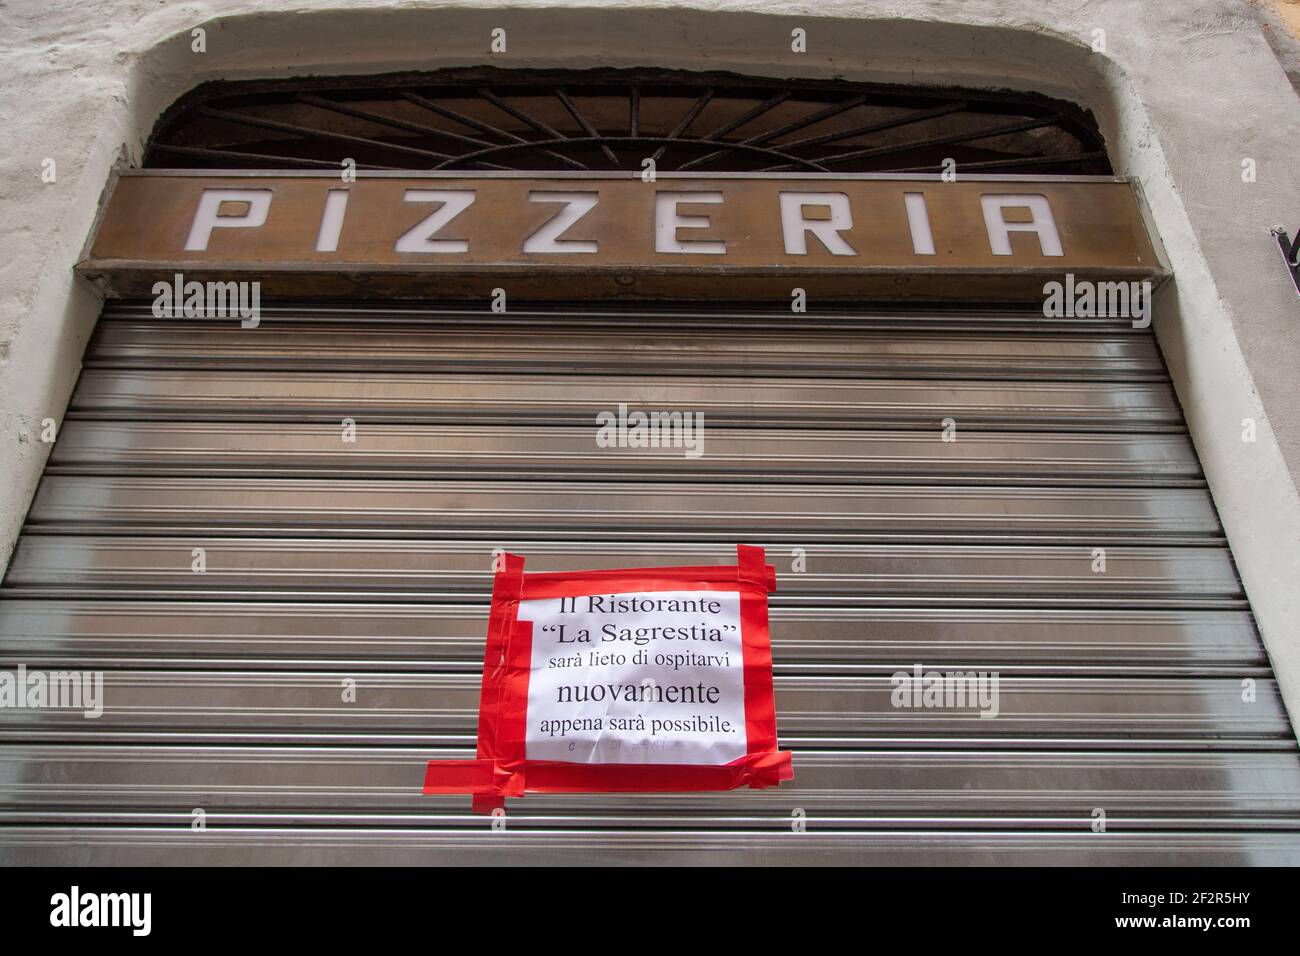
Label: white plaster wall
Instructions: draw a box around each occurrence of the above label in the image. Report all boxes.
[2,0,1299,726]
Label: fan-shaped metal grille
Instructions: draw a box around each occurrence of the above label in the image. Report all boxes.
[144,67,1110,175]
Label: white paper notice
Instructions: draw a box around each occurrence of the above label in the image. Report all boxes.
[520,589,747,765]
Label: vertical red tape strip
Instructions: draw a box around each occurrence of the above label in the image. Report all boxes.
[475,553,525,811]
[477,554,525,766]
[737,544,781,758]
[494,617,534,797]
[425,552,525,809]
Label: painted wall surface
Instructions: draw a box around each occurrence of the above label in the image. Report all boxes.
[2,0,1299,727]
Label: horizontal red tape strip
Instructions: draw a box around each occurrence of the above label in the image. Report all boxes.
[422,759,497,795]
[424,751,793,802]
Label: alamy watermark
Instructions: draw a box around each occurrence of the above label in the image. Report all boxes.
[890,664,1000,719]
[152,272,261,328]
[0,664,103,718]
[596,403,705,459]
[1043,273,1152,328]
[50,886,150,936]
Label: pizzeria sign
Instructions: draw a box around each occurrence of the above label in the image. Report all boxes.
[77,171,1166,300]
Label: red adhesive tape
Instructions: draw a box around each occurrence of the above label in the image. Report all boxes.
[423,544,793,811]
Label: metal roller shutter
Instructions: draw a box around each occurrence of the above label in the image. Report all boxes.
[1,300,1298,865]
